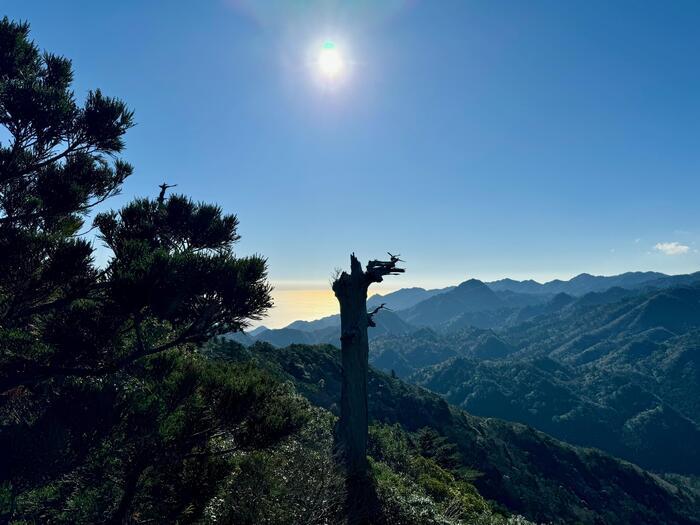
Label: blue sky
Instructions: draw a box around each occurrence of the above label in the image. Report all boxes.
[4,1,700,326]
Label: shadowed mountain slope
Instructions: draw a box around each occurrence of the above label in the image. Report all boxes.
[241,309,414,348]
[219,341,700,525]
[367,285,455,311]
[399,279,507,326]
[372,284,700,474]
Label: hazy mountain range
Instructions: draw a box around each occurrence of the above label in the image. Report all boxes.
[227,269,700,480]
[236,270,700,346]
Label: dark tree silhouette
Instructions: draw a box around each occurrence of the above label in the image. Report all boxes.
[0,16,272,391]
[0,18,286,522]
[332,252,404,523]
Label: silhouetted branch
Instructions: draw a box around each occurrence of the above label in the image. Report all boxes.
[365,254,405,285]
[0,328,200,392]
[157,182,177,205]
[367,303,388,327]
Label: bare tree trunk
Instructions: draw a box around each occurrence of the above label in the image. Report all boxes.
[334,254,371,477]
[332,253,404,524]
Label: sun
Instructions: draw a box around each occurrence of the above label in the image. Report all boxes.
[318,40,344,79]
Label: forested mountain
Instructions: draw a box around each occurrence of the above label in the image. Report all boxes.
[266,270,700,345]
[370,284,700,474]
[239,269,700,482]
[207,339,700,525]
[398,280,509,326]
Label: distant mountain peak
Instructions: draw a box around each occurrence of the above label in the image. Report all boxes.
[248,325,269,336]
[550,292,575,305]
[457,278,488,288]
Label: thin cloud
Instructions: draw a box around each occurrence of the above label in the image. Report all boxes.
[654,242,690,256]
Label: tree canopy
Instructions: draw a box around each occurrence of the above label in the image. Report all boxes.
[0,17,272,392]
[0,17,286,523]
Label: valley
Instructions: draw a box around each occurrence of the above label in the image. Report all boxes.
[243,271,700,476]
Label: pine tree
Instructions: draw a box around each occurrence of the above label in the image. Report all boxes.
[416,427,462,470]
[0,17,272,392]
[0,18,287,522]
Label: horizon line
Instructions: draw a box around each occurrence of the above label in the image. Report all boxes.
[270,267,698,292]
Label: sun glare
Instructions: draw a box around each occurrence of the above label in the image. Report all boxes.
[318,40,344,79]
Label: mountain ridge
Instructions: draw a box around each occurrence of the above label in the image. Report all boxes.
[268,270,700,337]
[210,339,700,525]
[487,271,676,295]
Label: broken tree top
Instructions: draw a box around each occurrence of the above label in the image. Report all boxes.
[333,253,406,294]
[367,253,406,279]
[331,252,405,487]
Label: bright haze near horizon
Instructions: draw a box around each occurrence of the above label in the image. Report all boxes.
[5,0,700,328]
